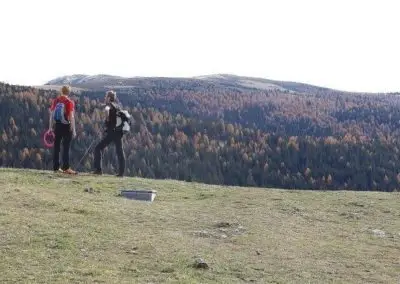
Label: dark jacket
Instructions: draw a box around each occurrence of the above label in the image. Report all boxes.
[105,102,121,132]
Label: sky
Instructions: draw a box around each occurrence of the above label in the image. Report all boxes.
[0,0,399,93]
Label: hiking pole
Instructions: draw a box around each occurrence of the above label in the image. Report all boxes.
[74,139,98,171]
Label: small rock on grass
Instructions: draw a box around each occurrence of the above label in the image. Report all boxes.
[372,229,385,237]
[193,258,209,269]
[215,221,231,228]
[84,187,99,193]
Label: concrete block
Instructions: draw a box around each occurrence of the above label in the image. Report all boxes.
[120,189,157,202]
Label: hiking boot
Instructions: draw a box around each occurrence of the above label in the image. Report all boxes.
[63,168,77,175]
[54,168,63,173]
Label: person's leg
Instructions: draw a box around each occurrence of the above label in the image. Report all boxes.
[93,132,113,173]
[61,125,73,171]
[53,124,62,171]
[113,131,125,176]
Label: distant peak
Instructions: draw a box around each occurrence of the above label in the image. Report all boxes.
[45,74,123,85]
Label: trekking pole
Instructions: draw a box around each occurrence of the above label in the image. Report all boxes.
[74,139,98,171]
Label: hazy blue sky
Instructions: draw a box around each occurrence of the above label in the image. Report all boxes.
[1,0,399,92]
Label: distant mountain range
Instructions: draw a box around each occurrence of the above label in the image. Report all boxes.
[42,73,363,95]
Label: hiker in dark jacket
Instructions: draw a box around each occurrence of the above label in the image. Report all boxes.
[92,90,125,177]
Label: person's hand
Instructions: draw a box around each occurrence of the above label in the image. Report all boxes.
[72,130,77,138]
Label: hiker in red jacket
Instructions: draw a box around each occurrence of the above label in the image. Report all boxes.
[49,85,77,174]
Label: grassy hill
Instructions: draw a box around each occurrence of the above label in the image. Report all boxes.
[0,168,399,283]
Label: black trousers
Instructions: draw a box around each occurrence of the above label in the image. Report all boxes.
[93,130,125,175]
[53,123,72,171]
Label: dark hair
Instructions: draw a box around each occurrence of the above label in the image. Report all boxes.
[106,90,117,102]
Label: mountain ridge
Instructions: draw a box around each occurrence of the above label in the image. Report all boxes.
[43,73,377,95]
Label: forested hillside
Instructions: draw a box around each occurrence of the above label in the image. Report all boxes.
[77,77,400,138]
[1,80,400,191]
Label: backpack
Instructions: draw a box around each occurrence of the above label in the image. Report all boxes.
[53,101,69,124]
[116,109,132,133]
[109,103,132,133]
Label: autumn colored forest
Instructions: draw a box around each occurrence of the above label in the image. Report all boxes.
[1,80,400,191]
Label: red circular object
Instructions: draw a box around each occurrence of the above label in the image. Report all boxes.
[43,130,55,148]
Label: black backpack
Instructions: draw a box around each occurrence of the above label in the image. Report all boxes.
[109,102,132,133]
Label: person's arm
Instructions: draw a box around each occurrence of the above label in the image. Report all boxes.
[104,105,110,120]
[70,111,76,137]
[68,100,77,137]
[49,110,53,130]
[103,105,110,130]
[49,100,56,130]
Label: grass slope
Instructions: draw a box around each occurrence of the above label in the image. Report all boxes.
[0,168,399,283]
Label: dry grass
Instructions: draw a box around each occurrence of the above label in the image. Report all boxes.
[0,168,399,283]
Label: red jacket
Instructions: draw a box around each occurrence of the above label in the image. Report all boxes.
[50,95,74,119]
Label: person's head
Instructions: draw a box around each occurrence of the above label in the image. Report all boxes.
[61,85,71,96]
[105,90,117,103]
